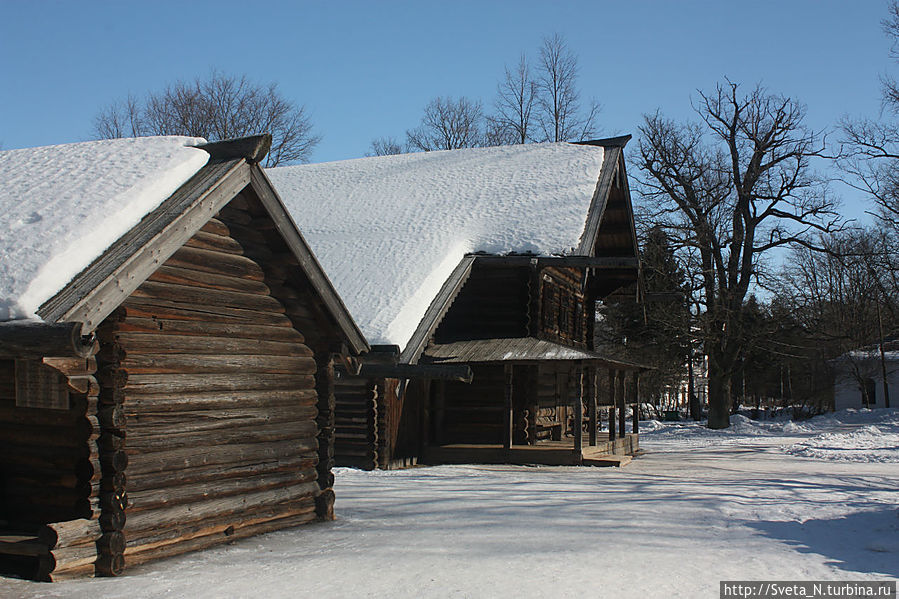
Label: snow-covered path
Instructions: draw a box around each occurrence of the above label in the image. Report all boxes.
[5,411,897,599]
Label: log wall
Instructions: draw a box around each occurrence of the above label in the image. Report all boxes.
[0,357,102,580]
[537,266,590,348]
[434,263,530,343]
[333,369,378,470]
[94,211,324,571]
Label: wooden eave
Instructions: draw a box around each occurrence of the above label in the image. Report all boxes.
[424,337,649,371]
[399,255,476,365]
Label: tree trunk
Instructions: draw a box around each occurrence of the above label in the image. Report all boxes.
[706,362,731,429]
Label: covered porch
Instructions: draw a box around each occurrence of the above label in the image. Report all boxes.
[420,337,646,466]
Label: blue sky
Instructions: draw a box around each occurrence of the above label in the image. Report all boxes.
[0,1,893,217]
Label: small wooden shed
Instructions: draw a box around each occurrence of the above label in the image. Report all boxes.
[268,136,645,469]
[0,135,367,580]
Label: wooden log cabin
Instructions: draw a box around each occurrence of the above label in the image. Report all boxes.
[268,136,646,469]
[0,134,367,580]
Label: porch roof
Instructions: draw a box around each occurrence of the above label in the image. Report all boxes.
[423,337,648,370]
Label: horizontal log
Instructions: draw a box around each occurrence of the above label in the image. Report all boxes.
[183,230,243,255]
[165,246,265,282]
[1,451,93,477]
[124,481,320,535]
[120,388,318,413]
[117,317,304,343]
[51,560,97,581]
[148,265,271,296]
[132,280,284,315]
[126,439,318,475]
[126,454,317,493]
[0,402,90,427]
[122,353,315,376]
[51,542,97,572]
[199,217,231,237]
[124,405,318,435]
[0,321,96,359]
[125,420,318,453]
[0,537,47,557]
[0,421,94,448]
[127,470,316,514]
[124,504,318,568]
[46,518,102,550]
[113,333,309,357]
[122,296,293,327]
[123,373,315,395]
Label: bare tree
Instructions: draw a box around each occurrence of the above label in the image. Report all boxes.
[368,136,405,156]
[405,96,484,151]
[534,34,600,142]
[94,71,320,166]
[840,2,899,232]
[637,81,842,428]
[491,54,537,144]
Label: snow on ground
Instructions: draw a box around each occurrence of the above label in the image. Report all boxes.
[5,409,897,599]
[0,136,208,321]
[267,143,605,347]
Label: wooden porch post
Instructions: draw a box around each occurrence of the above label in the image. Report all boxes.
[617,370,626,438]
[503,364,513,450]
[573,367,584,451]
[588,366,598,446]
[631,371,640,435]
[434,380,446,446]
[608,369,617,442]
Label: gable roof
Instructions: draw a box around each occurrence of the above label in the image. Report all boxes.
[0,135,367,355]
[0,136,209,321]
[268,139,633,348]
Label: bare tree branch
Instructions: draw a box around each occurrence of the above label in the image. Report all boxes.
[94,71,320,166]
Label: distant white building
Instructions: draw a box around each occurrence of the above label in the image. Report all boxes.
[832,340,898,410]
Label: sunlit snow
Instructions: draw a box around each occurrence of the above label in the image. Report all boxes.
[0,136,208,321]
[267,143,605,347]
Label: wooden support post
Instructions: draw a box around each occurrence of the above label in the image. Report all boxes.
[608,369,616,442]
[617,370,626,438]
[573,368,584,451]
[588,366,598,446]
[503,364,513,450]
[433,380,445,446]
[631,371,640,435]
[420,379,431,452]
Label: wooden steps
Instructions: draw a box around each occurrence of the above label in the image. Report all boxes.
[582,454,632,467]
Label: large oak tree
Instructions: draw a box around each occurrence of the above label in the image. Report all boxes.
[637,82,842,428]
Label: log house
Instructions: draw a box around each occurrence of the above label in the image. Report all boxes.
[268,136,647,469]
[0,135,367,580]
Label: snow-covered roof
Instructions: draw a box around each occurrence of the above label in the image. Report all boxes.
[267,142,606,347]
[0,136,209,321]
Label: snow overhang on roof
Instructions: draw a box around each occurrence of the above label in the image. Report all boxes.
[267,142,611,348]
[0,136,209,322]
